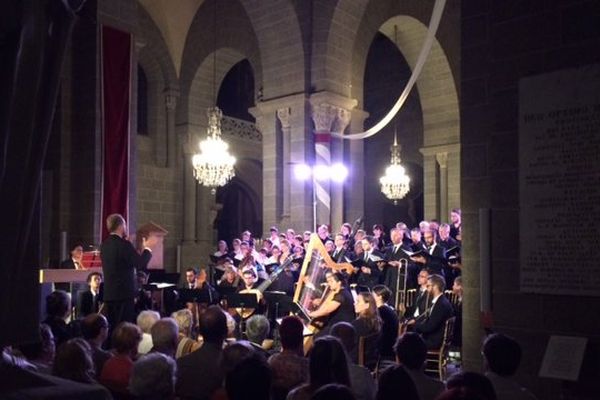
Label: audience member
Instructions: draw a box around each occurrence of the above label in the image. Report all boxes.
[150,318,179,358]
[330,322,376,400]
[482,333,537,400]
[18,323,55,374]
[81,313,112,376]
[446,372,497,400]
[376,365,420,400]
[287,336,351,400]
[269,316,308,400]
[100,322,142,395]
[130,352,177,400]
[176,305,228,400]
[171,309,201,358]
[312,384,357,400]
[395,332,444,400]
[137,310,160,355]
[43,290,74,348]
[245,314,271,358]
[53,338,96,384]
[226,352,272,400]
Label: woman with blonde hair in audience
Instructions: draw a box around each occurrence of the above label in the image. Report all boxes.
[171,308,201,358]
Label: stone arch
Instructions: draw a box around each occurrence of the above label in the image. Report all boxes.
[238,0,306,98]
[325,0,461,220]
[177,0,262,127]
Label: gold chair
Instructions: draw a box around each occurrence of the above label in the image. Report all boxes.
[444,290,460,306]
[424,316,455,380]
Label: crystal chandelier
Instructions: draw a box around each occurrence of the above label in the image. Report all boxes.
[191,0,236,195]
[380,132,410,205]
[192,106,236,194]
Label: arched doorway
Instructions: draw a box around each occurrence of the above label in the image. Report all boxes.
[363,32,425,230]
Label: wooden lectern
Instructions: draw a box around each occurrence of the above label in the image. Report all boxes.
[136,221,168,270]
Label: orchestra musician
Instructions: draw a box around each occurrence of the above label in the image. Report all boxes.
[308,271,355,336]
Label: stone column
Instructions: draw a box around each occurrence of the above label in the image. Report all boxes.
[277,107,291,219]
[420,143,460,220]
[436,152,449,222]
[330,108,352,231]
[309,92,357,231]
[345,108,369,224]
[164,86,179,168]
[182,131,196,243]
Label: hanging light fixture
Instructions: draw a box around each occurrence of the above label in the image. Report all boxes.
[379,25,410,205]
[191,0,236,194]
[380,129,410,205]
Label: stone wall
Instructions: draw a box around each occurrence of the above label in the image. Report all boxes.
[461,0,600,397]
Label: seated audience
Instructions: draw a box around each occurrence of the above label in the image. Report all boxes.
[171,309,201,358]
[18,323,55,374]
[137,310,160,355]
[395,332,444,400]
[269,316,308,400]
[446,371,497,400]
[482,333,537,400]
[100,322,142,395]
[53,338,96,384]
[226,352,272,400]
[150,318,179,358]
[81,313,112,376]
[130,352,177,400]
[330,322,376,400]
[245,314,271,358]
[176,305,228,400]
[375,365,419,400]
[287,336,352,400]
[312,384,357,400]
[43,290,74,348]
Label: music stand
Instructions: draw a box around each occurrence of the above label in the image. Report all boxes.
[215,286,238,302]
[224,292,259,337]
[179,288,213,305]
[263,291,293,337]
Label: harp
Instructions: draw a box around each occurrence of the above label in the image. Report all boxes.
[293,234,354,321]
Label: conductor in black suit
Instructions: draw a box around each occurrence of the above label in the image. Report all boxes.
[407,274,453,349]
[100,214,153,328]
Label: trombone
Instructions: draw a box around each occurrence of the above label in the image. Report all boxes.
[394,258,409,315]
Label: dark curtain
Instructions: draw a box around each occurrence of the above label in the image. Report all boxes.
[101,25,131,239]
[0,0,80,346]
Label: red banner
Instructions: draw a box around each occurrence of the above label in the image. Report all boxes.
[101,25,131,239]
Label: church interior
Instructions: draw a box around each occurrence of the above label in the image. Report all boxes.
[1,0,600,398]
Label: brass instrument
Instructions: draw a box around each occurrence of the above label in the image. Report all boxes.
[394,258,409,315]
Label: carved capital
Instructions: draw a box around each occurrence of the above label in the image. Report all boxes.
[311,103,338,132]
[332,108,352,134]
[436,152,448,168]
[276,107,291,129]
[163,87,180,110]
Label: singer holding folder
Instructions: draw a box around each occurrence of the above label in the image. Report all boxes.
[101,214,154,328]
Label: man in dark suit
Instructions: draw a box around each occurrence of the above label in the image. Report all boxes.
[409,274,454,349]
[100,214,153,328]
[60,243,84,269]
[357,236,385,289]
[411,229,446,277]
[76,271,103,318]
[176,306,228,400]
[384,227,411,306]
[331,233,351,263]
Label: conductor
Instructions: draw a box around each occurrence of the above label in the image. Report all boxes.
[101,214,154,328]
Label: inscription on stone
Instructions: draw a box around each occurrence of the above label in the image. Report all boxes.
[519,65,600,296]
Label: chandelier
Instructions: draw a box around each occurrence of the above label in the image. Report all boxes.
[192,106,236,194]
[380,132,410,205]
[191,0,236,194]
